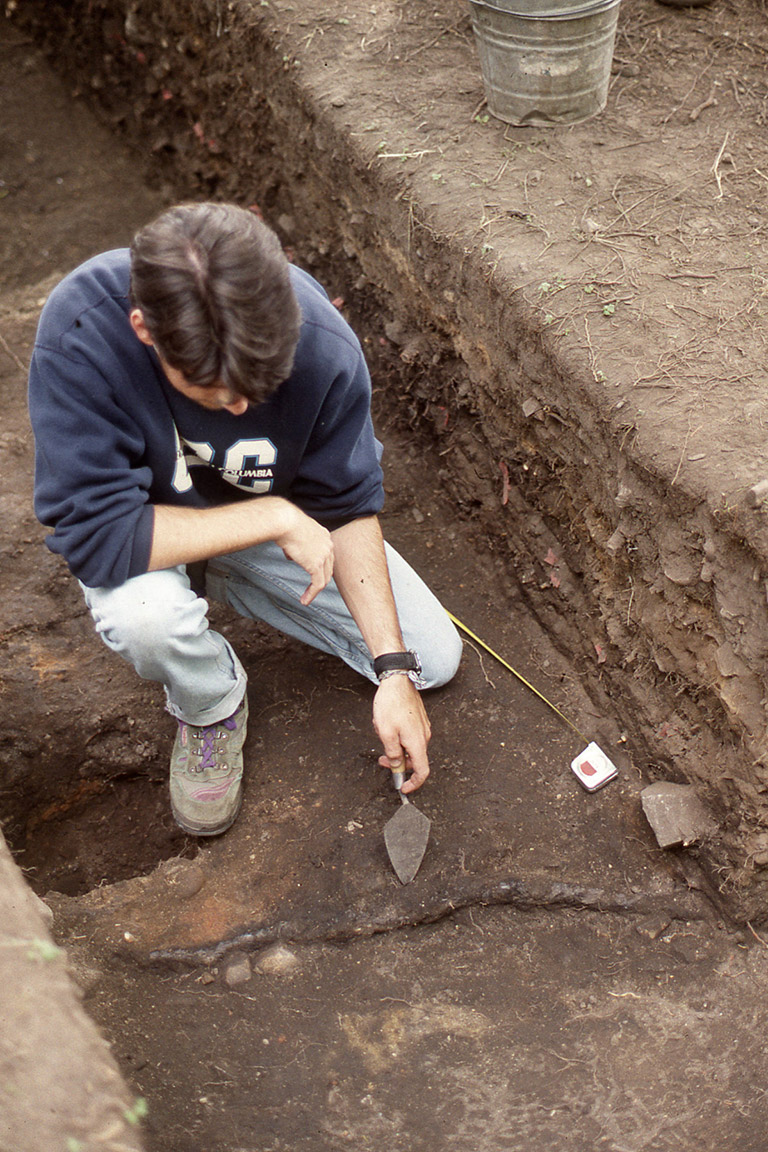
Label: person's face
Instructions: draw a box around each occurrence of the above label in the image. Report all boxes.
[129,308,250,416]
[158,361,250,415]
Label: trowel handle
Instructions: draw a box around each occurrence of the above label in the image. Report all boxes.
[391,769,411,804]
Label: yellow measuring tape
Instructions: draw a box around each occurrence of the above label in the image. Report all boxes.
[447,611,590,745]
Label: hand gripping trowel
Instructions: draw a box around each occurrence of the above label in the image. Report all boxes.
[384,770,431,884]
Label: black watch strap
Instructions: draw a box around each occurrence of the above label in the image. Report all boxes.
[373,650,421,679]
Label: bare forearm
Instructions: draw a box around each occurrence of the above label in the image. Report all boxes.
[148,497,300,570]
[333,515,432,792]
[331,515,404,657]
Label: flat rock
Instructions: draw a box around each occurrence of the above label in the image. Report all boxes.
[224,952,252,987]
[641,783,716,850]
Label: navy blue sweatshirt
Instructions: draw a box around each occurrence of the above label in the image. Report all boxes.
[29,250,384,588]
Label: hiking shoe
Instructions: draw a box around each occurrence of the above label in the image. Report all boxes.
[170,697,248,836]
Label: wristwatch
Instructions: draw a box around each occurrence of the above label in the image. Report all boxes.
[373,650,422,684]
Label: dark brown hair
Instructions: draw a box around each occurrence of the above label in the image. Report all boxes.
[130,202,301,404]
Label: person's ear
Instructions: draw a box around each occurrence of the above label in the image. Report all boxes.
[129,308,154,347]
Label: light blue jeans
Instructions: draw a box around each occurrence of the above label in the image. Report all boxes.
[81,540,462,726]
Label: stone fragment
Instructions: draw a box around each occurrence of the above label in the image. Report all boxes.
[162,859,206,899]
[255,944,300,977]
[615,482,637,509]
[635,913,671,941]
[605,528,624,556]
[641,782,716,849]
[746,479,768,508]
[223,953,252,987]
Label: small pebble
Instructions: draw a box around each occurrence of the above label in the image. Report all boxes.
[224,953,252,987]
[163,859,206,899]
[255,944,300,977]
[635,914,672,941]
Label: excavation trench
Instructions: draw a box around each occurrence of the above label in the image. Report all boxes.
[6,5,768,1151]
[7,0,768,923]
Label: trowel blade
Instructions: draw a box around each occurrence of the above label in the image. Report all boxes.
[384,802,431,884]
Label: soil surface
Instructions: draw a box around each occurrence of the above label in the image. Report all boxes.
[4,3,768,1151]
[10,0,768,913]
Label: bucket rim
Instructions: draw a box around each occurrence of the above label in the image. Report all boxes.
[469,0,620,17]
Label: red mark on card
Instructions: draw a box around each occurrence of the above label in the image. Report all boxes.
[580,760,597,776]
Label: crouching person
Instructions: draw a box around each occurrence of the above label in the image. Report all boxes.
[29,202,461,835]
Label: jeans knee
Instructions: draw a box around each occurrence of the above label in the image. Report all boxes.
[84,569,207,667]
[418,614,463,689]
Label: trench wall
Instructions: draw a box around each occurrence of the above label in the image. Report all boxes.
[14,0,768,915]
[0,834,147,1152]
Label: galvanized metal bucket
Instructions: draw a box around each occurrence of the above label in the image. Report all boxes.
[468,0,621,127]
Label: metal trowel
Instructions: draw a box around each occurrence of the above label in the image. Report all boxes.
[384,770,431,884]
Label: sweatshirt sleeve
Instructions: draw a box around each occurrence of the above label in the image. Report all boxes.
[288,334,384,529]
[29,342,156,589]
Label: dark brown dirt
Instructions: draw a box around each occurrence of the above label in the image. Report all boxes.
[5,3,768,1151]
[9,0,768,914]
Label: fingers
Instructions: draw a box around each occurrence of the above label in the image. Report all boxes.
[276,508,335,605]
[373,677,432,793]
[400,747,430,793]
[299,544,335,604]
[379,729,430,789]
[377,750,430,793]
[299,574,329,606]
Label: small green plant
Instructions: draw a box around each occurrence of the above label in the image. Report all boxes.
[124,1097,149,1126]
[539,273,566,296]
[474,113,490,125]
[583,283,596,295]
[602,303,615,317]
[27,938,62,962]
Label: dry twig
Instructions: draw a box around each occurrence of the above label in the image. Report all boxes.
[747,921,768,948]
[672,421,702,486]
[711,131,730,199]
[0,329,26,372]
[689,86,718,122]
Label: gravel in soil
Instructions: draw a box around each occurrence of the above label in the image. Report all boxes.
[75,909,768,1152]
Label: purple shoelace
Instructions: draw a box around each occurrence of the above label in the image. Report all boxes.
[182,712,238,772]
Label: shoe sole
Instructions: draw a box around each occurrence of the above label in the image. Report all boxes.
[172,790,243,837]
